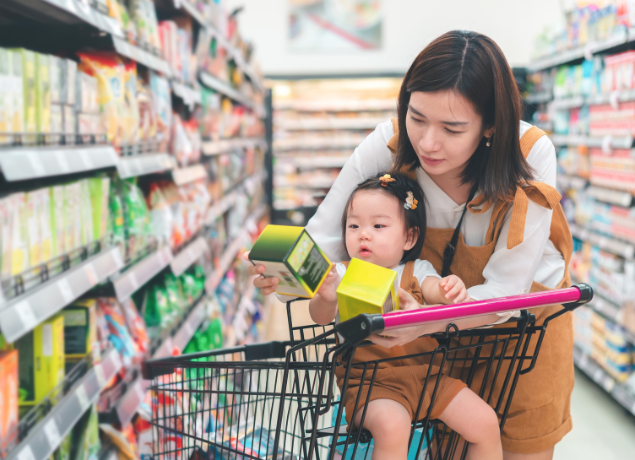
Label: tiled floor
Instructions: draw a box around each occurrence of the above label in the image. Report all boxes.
[554,369,635,459]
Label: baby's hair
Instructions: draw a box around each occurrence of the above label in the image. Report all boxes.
[341,172,426,264]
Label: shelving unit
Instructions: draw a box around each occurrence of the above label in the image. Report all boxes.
[0,2,270,458]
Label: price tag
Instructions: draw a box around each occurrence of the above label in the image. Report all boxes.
[112,248,124,269]
[85,264,98,287]
[593,368,603,382]
[79,150,94,170]
[75,385,90,411]
[27,152,46,177]
[95,364,106,388]
[14,300,37,331]
[54,150,71,174]
[16,445,36,460]
[128,272,140,292]
[58,278,74,304]
[43,419,62,448]
[604,377,614,392]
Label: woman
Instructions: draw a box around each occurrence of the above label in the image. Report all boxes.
[248,31,572,460]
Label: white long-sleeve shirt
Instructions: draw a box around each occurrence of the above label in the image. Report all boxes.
[306,120,565,305]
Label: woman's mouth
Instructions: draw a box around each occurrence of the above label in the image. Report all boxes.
[359,245,372,257]
[420,155,444,167]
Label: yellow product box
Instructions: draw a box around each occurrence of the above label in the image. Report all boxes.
[37,189,53,264]
[0,49,9,141]
[50,185,66,258]
[336,258,400,322]
[25,190,42,268]
[9,193,28,276]
[0,350,18,453]
[35,53,51,133]
[15,315,65,407]
[62,300,97,359]
[249,225,331,298]
[78,180,94,246]
[63,182,82,252]
[87,177,110,242]
[19,49,37,136]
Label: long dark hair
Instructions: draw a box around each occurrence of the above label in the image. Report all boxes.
[392,30,533,203]
[341,172,426,264]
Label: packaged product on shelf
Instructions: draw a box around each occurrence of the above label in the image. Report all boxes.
[0,350,18,453]
[120,298,149,356]
[50,103,62,135]
[62,300,98,359]
[121,179,150,258]
[63,105,76,135]
[109,188,125,248]
[249,225,331,298]
[122,60,140,144]
[158,21,178,73]
[77,52,125,145]
[142,283,171,329]
[37,188,53,264]
[57,434,72,460]
[97,298,137,365]
[149,71,172,147]
[0,49,24,143]
[0,197,13,280]
[15,315,65,407]
[79,180,94,246]
[165,273,186,317]
[87,177,111,243]
[49,55,61,104]
[19,49,37,137]
[64,182,82,252]
[71,406,100,460]
[147,183,174,247]
[35,52,51,134]
[25,190,42,268]
[78,70,99,114]
[64,59,77,107]
[0,49,10,141]
[130,0,161,49]
[7,193,28,276]
[170,113,194,166]
[136,79,156,142]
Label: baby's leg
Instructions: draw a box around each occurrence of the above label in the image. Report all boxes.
[353,399,412,460]
[437,387,503,460]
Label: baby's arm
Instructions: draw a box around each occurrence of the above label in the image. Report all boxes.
[421,274,470,305]
[309,266,340,325]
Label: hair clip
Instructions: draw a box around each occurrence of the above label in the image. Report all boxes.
[379,174,396,187]
[404,191,418,210]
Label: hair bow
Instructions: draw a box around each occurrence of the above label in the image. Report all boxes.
[404,191,418,210]
[379,174,396,187]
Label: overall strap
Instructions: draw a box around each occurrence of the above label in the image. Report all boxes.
[400,260,416,290]
[441,186,477,277]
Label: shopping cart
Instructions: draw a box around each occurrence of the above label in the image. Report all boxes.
[142,284,593,460]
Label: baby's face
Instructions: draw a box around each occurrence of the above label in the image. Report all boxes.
[345,190,415,269]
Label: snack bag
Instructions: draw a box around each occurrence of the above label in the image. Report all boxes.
[77,52,125,145]
[120,298,149,355]
[121,59,139,144]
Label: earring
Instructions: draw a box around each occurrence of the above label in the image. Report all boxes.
[486,137,492,147]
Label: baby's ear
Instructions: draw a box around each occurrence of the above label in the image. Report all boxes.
[404,227,418,251]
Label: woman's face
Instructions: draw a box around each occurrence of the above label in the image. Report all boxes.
[405,90,494,180]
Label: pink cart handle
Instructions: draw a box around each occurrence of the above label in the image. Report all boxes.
[382,285,590,332]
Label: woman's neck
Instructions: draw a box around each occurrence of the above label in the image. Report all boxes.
[428,169,473,205]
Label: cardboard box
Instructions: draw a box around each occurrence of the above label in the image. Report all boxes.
[35,53,51,133]
[64,182,82,252]
[50,185,66,258]
[25,190,42,268]
[336,258,399,322]
[249,225,331,298]
[8,50,24,137]
[63,301,97,358]
[88,177,110,242]
[0,350,18,453]
[79,180,94,246]
[8,193,28,276]
[19,49,37,135]
[15,315,65,407]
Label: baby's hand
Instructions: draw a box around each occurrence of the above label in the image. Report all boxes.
[316,265,339,303]
[439,275,470,304]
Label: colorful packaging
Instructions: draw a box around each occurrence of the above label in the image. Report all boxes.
[249,225,331,298]
[122,59,139,144]
[0,350,18,453]
[50,185,66,258]
[25,190,42,268]
[336,258,399,322]
[62,301,97,359]
[109,189,125,247]
[79,180,94,246]
[35,53,51,133]
[72,406,100,460]
[50,55,61,103]
[0,49,10,142]
[0,197,13,279]
[38,188,53,264]
[120,299,149,355]
[87,177,110,242]
[15,315,65,406]
[19,49,37,136]
[64,182,82,252]
[63,105,76,134]
[8,193,28,275]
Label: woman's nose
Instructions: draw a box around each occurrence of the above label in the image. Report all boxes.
[419,127,441,152]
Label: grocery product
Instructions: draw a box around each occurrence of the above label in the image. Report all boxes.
[98,298,137,365]
[35,53,51,134]
[63,300,98,359]
[249,225,331,298]
[19,49,37,137]
[0,350,18,453]
[87,177,111,242]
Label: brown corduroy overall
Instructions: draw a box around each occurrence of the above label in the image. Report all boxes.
[388,121,574,454]
[335,260,468,425]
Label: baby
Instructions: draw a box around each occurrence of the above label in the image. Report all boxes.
[309,172,502,460]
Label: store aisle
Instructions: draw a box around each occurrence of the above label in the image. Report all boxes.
[555,370,635,459]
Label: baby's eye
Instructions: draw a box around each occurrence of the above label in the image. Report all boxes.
[348,224,359,229]
[373,224,385,229]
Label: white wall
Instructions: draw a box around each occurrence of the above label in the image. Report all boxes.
[225,0,567,76]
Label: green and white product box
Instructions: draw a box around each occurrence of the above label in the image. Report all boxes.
[249,225,331,298]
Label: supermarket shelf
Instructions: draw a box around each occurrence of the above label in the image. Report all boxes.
[548,89,635,109]
[528,28,635,72]
[280,157,349,169]
[109,377,150,428]
[172,164,207,185]
[205,205,267,295]
[171,80,202,106]
[198,71,265,116]
[573,345,635,417]
[206,191,238,225]
[112,37,171,76]
[587,185,633,207]
[170,236,209,277]
[550,96,585,110]
[153,299,208,359]
[569,223,635,260]
[276,117,385,130]
[549,134,633,149]
[0,145,118,182]
[7,349,123,460]
[275,178,335,189]
[273,137,364,150]
[557,174,588,192]
[202,137,267,156]
[274,99,396,111]
[525,91,553,104]
[0,247,124,344]
[111,246,173,302]
[177,0,207,35]
[116,153,175,179]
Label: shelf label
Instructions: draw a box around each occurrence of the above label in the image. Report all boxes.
[79,150,94,170]
[16,445,36,460]
[43,419,62,448]
[157,250,166,267]
[75,385,90,411]
[57,278,74,304]
[95,364,107,388]
[112,249,124,269]
[85,264,98,287]
[14,301,37,331]
[54,150,71,174]
[27,152,46,177]
[128,272,140,292]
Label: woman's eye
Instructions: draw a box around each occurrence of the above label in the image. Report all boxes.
[410,115,424,123]
[445,128,461,135]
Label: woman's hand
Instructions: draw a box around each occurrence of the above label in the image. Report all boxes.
[369,289,427,348]
[243,252,279,296]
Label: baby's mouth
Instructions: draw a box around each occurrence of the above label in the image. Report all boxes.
[359,245,372,257]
